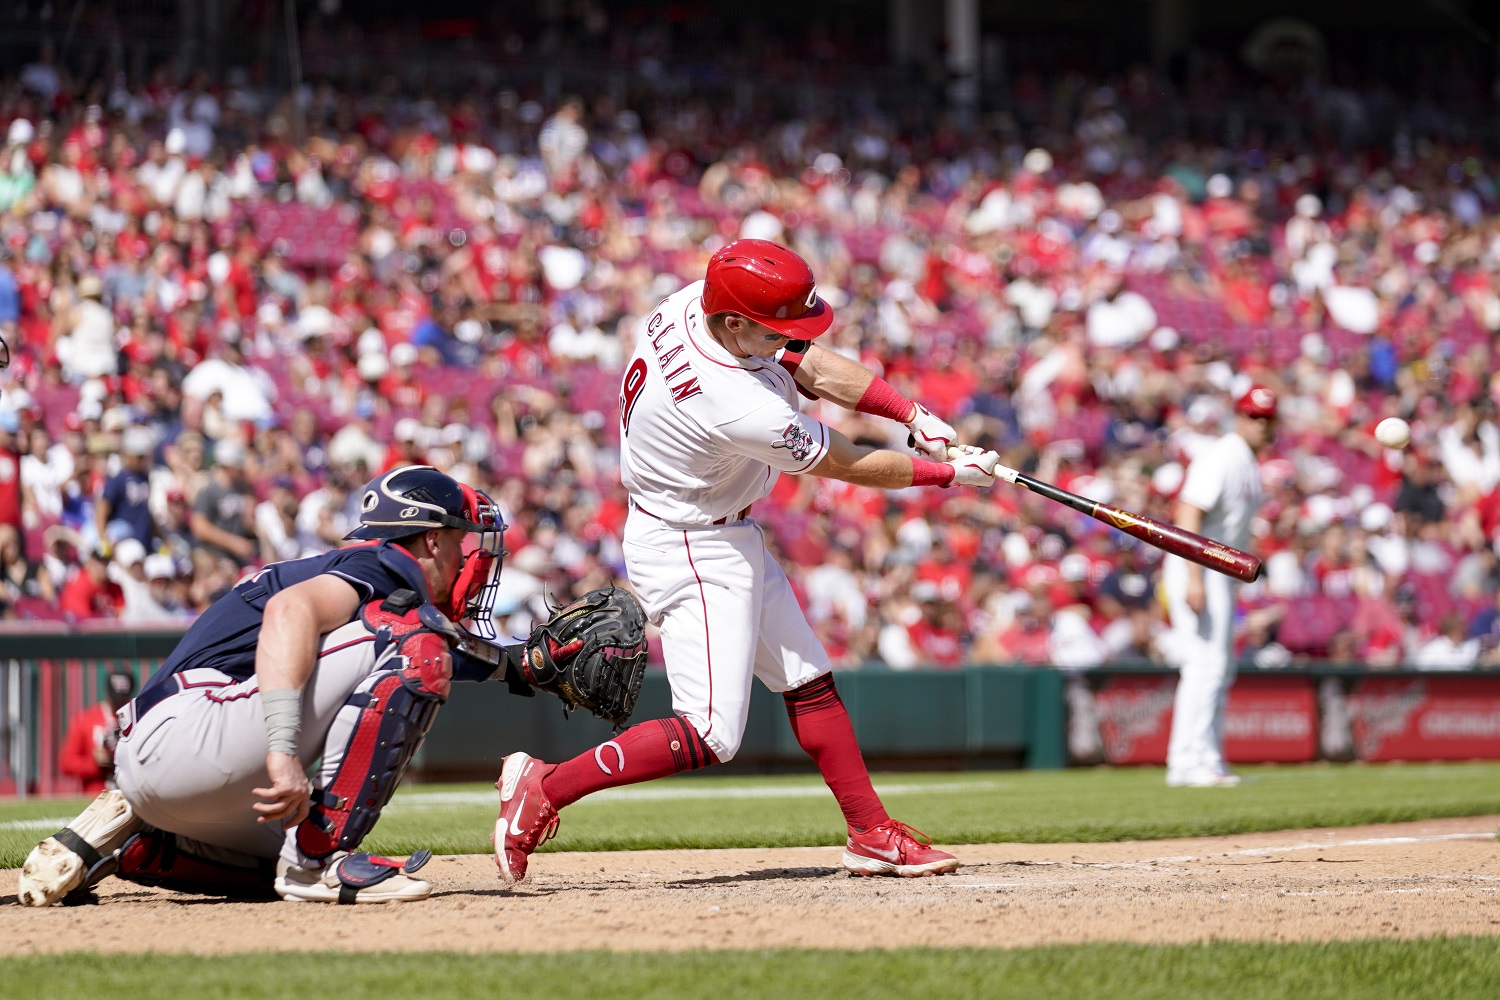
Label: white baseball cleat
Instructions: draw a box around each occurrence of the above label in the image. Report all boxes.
[274,851,433,904]
[1167,770,1242,788]
[17,789,143,907]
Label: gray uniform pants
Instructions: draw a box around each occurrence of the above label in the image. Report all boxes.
[113,620,381,868]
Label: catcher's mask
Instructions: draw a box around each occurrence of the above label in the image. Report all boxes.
[345,465,506,635]
[450,482,505,637]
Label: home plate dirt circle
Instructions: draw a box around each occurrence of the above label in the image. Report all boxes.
[4,816,1497,954]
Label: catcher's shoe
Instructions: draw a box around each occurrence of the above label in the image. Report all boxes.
[493,752,559,885]
[275,851,432,904]
[842,821,961,878]
[18,789,143,907]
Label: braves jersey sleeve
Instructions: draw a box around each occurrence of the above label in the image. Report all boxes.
[145,542,429,685]
[716,403,830,475]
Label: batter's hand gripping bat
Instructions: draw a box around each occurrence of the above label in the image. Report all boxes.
[950,447,1262,583]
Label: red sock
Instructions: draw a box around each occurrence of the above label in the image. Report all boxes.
[541,715,718,809]
[784,674,890,833]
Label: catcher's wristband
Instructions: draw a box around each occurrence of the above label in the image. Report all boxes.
[450,635,537,698]
[261,688,302,755]
[854,375,916,422]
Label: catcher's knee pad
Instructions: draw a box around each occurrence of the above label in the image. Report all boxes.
[116,829,276,899]
[295,672,443,861]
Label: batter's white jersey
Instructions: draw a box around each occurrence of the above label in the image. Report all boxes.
[619,281,831,524]
[1176,430,1261,549]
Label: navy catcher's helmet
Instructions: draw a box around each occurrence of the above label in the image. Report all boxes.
[346,465,505,636]
[346,465,493,539]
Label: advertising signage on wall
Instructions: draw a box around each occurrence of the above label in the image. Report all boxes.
[1080,673,1320,766]
[1343,676,1500,761]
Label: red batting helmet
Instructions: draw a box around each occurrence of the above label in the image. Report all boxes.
[701,239,834,340]
[1235,384,1278,418]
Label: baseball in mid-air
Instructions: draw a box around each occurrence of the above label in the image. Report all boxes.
[1375,417,1411,450]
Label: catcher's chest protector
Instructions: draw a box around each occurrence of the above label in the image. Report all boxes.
[296,593,454,860]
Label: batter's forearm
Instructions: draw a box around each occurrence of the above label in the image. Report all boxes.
[810,433,950,489]
[797,346,916,419]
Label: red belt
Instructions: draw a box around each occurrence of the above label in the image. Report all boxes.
[631,500,751,526]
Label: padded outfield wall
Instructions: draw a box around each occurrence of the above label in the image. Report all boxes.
[2,628,1499,794]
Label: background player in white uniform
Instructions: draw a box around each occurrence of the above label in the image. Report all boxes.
[20,466,507,905]
[1161,385,1276,787]
[496,239,1001,880]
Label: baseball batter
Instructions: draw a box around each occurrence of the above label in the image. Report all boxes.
[19,466,508,905]
[1161,385,1275,787]
[496,239,1001,880]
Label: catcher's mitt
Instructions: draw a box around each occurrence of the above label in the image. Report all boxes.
[523,586,648,728]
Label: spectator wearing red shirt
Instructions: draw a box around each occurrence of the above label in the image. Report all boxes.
[974,589,1056,665]
[0,410,21,535]
[58,670,136,794]
[58,547,125,621]
[904,584,967,668]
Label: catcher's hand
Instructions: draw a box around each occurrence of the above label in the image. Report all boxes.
[523,586,648,728]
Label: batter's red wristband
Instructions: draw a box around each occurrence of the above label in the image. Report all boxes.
[855,376,917,422]
[910,457,955,488]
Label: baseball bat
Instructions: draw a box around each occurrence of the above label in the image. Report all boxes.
[949,447,1262,583]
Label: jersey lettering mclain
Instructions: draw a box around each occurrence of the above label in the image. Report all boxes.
[648,311,702,404]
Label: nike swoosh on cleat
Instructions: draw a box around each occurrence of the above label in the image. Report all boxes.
[507,793,528,837]
[867,844,901,862]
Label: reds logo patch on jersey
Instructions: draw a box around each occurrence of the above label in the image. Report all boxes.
[772,421,816,462]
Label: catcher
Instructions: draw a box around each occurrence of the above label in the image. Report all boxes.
[18,465,647,906]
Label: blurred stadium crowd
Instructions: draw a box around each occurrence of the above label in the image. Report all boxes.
[2,28,1500,672]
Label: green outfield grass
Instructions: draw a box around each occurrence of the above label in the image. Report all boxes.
[2,761,1497,867]
[3,941,1500,1000]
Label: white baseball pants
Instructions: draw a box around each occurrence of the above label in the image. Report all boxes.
[1161,554,1238,780]
[622,510,831,762]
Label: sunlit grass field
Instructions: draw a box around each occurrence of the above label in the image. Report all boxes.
[4,760,1497,866]
[4,941,1500,1000]
[5,762,1497,998]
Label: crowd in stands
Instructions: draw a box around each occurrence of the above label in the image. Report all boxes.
[2,33,1500,673]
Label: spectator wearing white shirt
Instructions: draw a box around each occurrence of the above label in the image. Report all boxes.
[180,331,275,423]
[56,275,117,381]
[294,476,355,554]
[804,547,868,631]
[1437,405,1500,504]
[19,424,74,521]
[107,538,173,623]
[1413,615,1480,670]
[538,98,588,180]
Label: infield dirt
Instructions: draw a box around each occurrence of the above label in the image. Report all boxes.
[4,815,1497,953]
